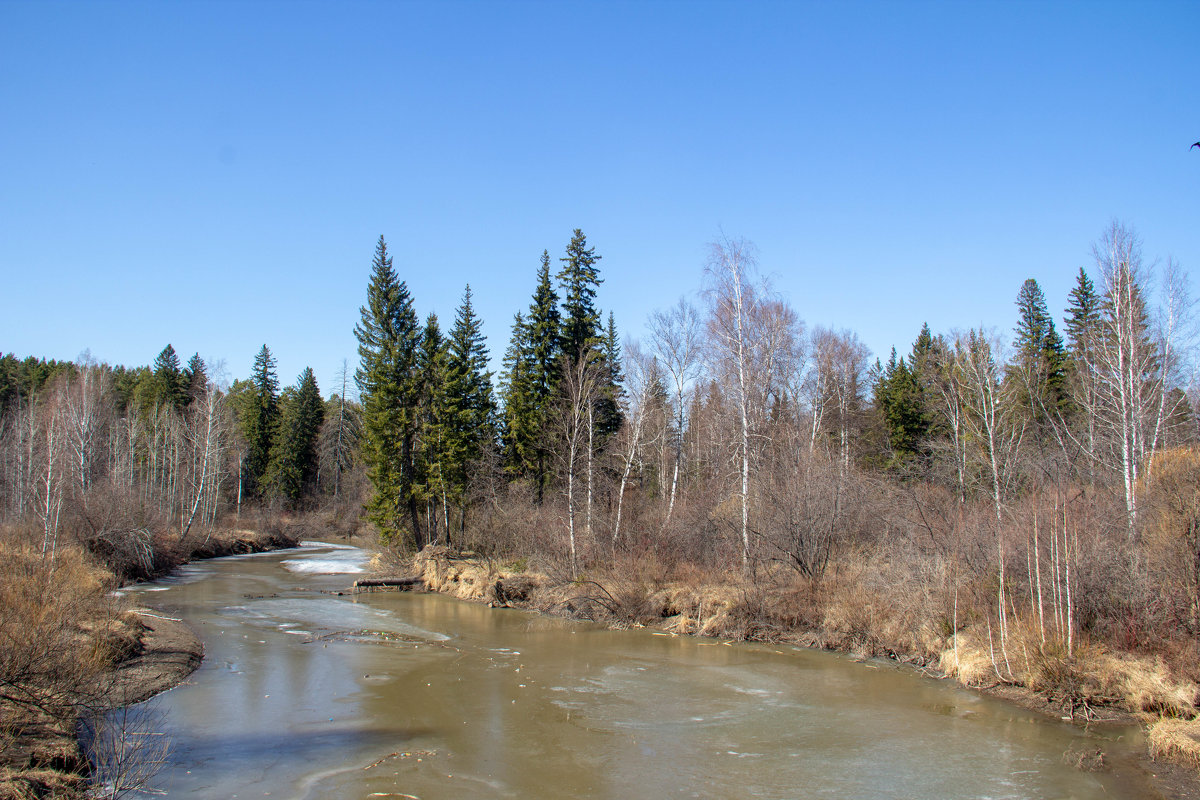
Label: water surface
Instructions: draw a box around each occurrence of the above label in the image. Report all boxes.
[123,542,1149,799]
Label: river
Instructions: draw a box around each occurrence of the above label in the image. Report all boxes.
[116,541,1153,799]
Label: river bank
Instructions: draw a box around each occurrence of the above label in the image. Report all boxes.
[379,545,1200,799]
[0,527,294,800]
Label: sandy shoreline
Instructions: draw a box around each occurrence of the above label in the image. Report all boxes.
[107,610,205,707]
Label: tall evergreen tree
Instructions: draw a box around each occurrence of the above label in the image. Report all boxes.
[416,313,452,540]
[558,229,603,365]
[499,312,537,480]
[872,347,926,469]
[151,344,187,411]
[502,252,563,499]
[267,367,324,503]
[184,352,208,406]
[1065,267,1102,366]
[446,286,496,464]
[242,344,280,497]
[1012,278,1067,421]
[597,311,625,438]
[355,235,425,547]
[1014,279,1052,371]
[443,286,497,536]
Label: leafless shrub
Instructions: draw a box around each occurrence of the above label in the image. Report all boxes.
[79,703,170,799]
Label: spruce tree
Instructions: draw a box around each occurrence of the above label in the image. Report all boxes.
[267,367,324,503]
[444,286,496,536]
[872,347,926,469]
[416,313,452,540]
[446,287,496,463]
[355,235,424,547]
[499,312,537,480]
[558,229,603,365]
[1012,278,1067,421]
[242,344,280,497]
[527,251,562,497]
[151,344,187,411]
[1064,267,1102,365]
[597,311,625,438]
[184,352,207,405]
[1014,279,1052,371]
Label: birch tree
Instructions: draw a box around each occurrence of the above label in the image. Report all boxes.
[648,297,702,523]
[704,236,767,573]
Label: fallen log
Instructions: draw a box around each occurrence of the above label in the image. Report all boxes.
[352,577,425,591]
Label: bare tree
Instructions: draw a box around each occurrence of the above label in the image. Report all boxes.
[1088,222,1192,537]
[611,341,658,546]
[63,360,110,499]
[955,328,1025,679]
[554,351,604,577]
[805,327,867,473]
[704,236,760,573]
[648,297,703,524]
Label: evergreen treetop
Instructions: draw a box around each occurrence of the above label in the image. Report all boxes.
[558,229,603,362]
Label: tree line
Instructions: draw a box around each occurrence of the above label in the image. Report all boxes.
[0,342,360,575]
[349,220,1200,677]
[3,219,1197,674]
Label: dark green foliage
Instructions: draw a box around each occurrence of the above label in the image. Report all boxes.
[0,354,76,410]
[445,286,497,483]
[1064,267,1102,362]
[109,365,147,414]
[501,253,563,499]
[415,312,452,535]
[597,311,625,439]
[1011,279,1068,420]
[872,347,928,469]
[558,229,603,365]
[240,344,280,498]
[354,236,424,547]
[500,313,537,480]
[267,367,324,503]
[150,344,188,411]
[185,352,208,405]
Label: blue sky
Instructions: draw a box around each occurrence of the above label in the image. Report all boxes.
[2,0,1198,395]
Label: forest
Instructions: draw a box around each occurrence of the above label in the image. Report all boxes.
[4,219,1200,788]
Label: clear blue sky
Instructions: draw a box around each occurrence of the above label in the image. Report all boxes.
[3,0,1197,395]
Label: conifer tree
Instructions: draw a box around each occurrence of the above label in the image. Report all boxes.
[1012,278,1068,423]
[241,344,280,497]
[267,367,324,503]
[444,286,496,535]
[558,229,603,365]
[502,252,562,499]
[151,344,188,411]
[1065,267,1102,360]
[872,347,926,469]
[416,313,452,540]
[1064,267,1104,476]
[499,312,536,479]
[1014,279,1052,371]
[597,311,625,438]
[355,235,424,547]
[184,353,207,406]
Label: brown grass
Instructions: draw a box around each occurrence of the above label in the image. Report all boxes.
[1149,717,1200,773]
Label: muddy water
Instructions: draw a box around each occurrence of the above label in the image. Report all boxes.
[122,542,1153,799]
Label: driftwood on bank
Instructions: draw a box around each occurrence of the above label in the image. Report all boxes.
[352,577,425,591]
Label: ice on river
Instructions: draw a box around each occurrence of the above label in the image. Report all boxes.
[280,541,367,574]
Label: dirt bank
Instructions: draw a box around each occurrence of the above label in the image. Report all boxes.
[1,528,294,800]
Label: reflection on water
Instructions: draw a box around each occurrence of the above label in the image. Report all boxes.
[123,542,1148,799]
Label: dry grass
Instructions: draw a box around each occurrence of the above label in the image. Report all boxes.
[1094,653,1199,717]
[0,540,127,722]
[1149,717,1200,774]
[938,632,1000,686]
[0,766,84,800]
